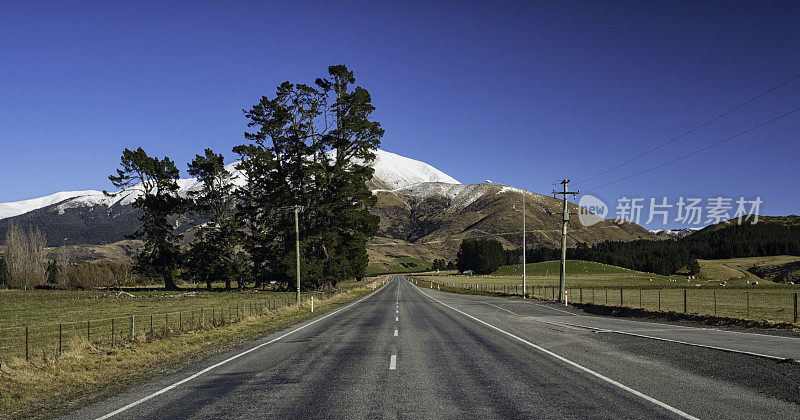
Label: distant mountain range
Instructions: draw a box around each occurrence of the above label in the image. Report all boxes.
[0,150,659,268]
[648,228,702,239]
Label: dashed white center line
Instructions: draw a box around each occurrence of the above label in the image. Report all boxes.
[389,354,397,370]
[395,316,398,321]
[394,329,398,336]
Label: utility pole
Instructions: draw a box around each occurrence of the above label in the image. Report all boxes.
[553,179,579,303]
[295,205,301,305]
[522,190,526,299]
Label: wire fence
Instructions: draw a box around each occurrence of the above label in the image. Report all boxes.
[0,279,385,363]
[418,278,800,325]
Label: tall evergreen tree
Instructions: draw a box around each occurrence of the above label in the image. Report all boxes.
[185,149,241,290]
[108,147,187,290]
[456,239,505,274]
[235,64,382,289]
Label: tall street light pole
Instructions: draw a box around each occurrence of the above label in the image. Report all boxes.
[295,205,301,305]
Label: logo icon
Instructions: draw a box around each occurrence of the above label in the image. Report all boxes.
[578,194,608,226]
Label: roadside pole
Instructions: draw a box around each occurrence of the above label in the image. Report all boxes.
[522,190,526,299]
[295,205,301,306]
[553,179,579,303]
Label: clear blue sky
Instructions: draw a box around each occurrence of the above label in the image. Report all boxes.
[1,1,798,229]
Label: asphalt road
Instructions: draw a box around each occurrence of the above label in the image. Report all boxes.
[65,275,800,419]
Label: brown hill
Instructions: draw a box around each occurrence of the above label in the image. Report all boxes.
[367,182,658,268]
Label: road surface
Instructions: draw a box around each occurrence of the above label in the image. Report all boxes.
[65,275,800,419]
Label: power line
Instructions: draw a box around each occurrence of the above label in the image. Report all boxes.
[578,72,800,184]
[587,104,800,191]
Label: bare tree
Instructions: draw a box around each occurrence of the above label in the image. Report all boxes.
[4,222,47,289]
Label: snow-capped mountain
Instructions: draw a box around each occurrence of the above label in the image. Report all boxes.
[648,227,702,239]
[0,149,658,259]
[0,149,459,221]
[366,150,459,190]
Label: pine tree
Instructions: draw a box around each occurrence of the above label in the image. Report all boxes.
[185,149,241,290]
[456,239,505,274]
[235,65,383,289]
[687,258,701,275]
[108,147,187,290]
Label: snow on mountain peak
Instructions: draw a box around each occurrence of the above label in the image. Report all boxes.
[0,149,459,220]
[368,149,459,190]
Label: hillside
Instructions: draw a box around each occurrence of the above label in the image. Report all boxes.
[0,149,659,267]
[370,183,656,263]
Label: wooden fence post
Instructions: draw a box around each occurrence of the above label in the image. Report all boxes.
[165,314,169,336]
[201,308,205,328]
[111,318,115,347]
[639,289,642,308]
[130,315,134,340]
[794,293,798,323]
[683,289,687,313]
[746,292,750,318]
[713,291,717,316]
[59,323,62,355]
[25,326,29,362]
[658,289,661,311]
[87,320,91,342]
[620,288,623,306]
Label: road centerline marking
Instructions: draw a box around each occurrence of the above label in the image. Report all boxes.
[411,280,698,420]
[394,329,398,336]
[389,354,397,370]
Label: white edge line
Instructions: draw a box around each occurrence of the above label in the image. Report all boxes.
[95,287,381,420]
[411,282,699,420]
[527,300,578,316]
[545,319,796,363]
[478,301,519,316]
[589,316,800,341]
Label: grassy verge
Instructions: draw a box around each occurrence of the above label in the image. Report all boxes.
[0,278,387,419]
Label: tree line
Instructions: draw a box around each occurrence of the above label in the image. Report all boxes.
[108,65,382,291]
[1,65,383,292]
[456,239,505,274]
[431,259,456,271]
[454,218,800,277]
[523,218,800,275]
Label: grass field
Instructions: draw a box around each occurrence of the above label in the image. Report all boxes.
[697,255,800,282]
[0,278,387,418]
[365,256,432,275]
[413,259,800,325]
[0,279,367,362]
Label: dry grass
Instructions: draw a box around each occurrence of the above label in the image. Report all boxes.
[698,255,800,282]
[0,278,387,419]
[412,265,800,325]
